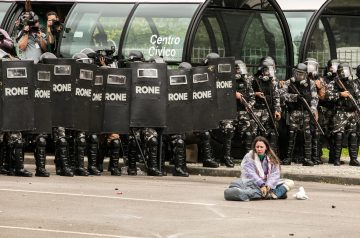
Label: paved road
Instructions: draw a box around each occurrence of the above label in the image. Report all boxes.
[0,172,360,238]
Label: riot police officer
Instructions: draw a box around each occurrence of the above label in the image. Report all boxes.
[304,58,323,165]
[281,63,318,166]
[126,51,163,176]
[251,56,281,154]
[234,60,256,153]
[327,63,360,166]
[321,59,340,164]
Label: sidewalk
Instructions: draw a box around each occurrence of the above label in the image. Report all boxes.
[23,154,360,185]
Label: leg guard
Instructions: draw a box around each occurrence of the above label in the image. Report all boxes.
[303,129,314,166]
[222,129,234,168]
[13,139,32,177]
[333,132,343,166]
[172,136,189,177]
[146,136,162,176]
[74,136,89,176]
[56,138,74,176]
[127,136,138,175]
[311,130,322,165]
[199,131,219,168]
[87,134,101,175]
[349,132,360,166]
[244,132,253,153]
[108,139,121,176]
[0,140,8,174]
[35,136,50,177]
[283,130,296,165]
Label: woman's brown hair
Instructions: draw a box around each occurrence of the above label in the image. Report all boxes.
[251,136,280,165]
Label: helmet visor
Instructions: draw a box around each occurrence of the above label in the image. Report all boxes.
[307,62,319,75]
[236,64,248,75]
[294,69,306,82]
[342,66,351,78]
[330,62,340,73]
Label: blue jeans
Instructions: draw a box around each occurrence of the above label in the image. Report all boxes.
[271,184,288,199]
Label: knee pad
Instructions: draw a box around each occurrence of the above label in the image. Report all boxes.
[89,134,98,144]
[77,137,86,147]
[14,139,24,149]
[37,137,47,147]
[58,137,68,147]
[147,137,158,147]
[111,139,121,149]
[199,131,210,141]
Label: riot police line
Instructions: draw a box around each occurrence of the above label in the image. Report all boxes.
[0,50,239,177]
[0,55,236,138]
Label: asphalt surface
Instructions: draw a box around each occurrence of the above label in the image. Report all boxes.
[1,174,360,238]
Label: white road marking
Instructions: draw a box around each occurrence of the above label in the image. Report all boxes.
[0,188,216,206]
[207,206,226,218]
[0,225,144,238]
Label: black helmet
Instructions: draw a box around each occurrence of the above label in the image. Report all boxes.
[258,56,276,79]
[72,52,92,64]
[149,56,165,64]
[128,50,144,62]
[234,60,248,75]
[327,59,340,74]
[337,62,352,79]
[356,65,360,78]
[179,62,192,71]
[203,52,220,65]
[293,63,307,83]
[39,52,57,63]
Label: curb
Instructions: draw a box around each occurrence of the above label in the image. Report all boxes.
[23,155,360,185]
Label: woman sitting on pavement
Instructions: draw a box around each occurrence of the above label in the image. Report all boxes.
[224,136,294,201]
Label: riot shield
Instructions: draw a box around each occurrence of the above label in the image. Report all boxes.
[0,60,35,131]
[73,62,96,131]
[89,68,105,134]
[33,63,53,134]
[129,62,167,128]
[207,57,237,121]
[164,68,192,134]
[192,66,218,131]
[43,58,75,129]
[102,67,131,134]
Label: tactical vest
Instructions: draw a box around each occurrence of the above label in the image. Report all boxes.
[335,79,357,112]
[319,75,335,109]
[287,80,312,111]
[252,76,273,110]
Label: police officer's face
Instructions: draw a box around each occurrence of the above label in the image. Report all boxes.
[255,141,267,155]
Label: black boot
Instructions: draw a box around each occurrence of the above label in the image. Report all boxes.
[199,132,219,168]
[127,137,138,175]
[302,129,314,166]
[268,130,278,155]
[74,136,89,176]
[311,130,322,165]
[0,141,8,174]
[333,132,343,166]
[244,132,253,153]
[67,133,76,172]
[35,136,50,177]
[57,138,74,176]
[13,139,32,177]
[146,137,162,176]
[222,129,234,168]
[108,139,121,176]
[87,134,101,175]
[172,137,189,177]
[96,139,106,172]
[349,132,360,166]
[283,130,296,165]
